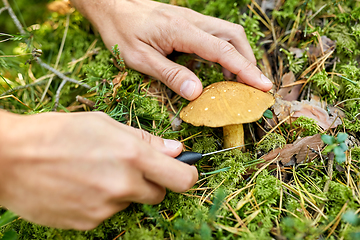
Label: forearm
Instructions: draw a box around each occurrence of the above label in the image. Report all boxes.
[0,110,19,201]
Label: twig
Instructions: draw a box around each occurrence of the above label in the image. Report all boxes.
[0,79,48,97]
[39,13,70,104]
[76,95,96,109]
[35,57,91,89]
[2,0,26,35]
[0,6,8,14]
[53,79,67,111]
[36,53,91,111]
[324,153,334,192]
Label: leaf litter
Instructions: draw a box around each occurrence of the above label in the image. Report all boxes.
[1,0,360,239]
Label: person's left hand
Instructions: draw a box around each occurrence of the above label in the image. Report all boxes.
[71,0,273,100]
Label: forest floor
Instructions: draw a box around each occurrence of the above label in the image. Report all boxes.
[1,0,360,239]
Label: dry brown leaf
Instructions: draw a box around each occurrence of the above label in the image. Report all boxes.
[261,0,277,11]
[259,51,273,84]
[308,36,336,57]
[277,71,302,101]
[273,97,342,129]
[47,0,73,15]
[261,134,324,165]
[169,113,182,131]
[112,72,127,98]
[289,47,306,58]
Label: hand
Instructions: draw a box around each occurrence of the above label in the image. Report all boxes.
[70,0,273,100]
[0,111,198,230]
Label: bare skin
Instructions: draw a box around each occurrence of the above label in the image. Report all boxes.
[0,110,197,230]
[0,0,273,231]
[70,0,273,100]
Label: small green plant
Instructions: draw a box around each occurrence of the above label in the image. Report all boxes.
[342,210,360,239]
[0,211,18,240]
[111,44,125,70]
[280,48,308,74]
[321,133,348,163]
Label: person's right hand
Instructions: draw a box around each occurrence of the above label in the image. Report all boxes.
[0,111,198,230]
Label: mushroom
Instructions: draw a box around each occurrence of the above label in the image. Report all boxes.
[180,81,275,149]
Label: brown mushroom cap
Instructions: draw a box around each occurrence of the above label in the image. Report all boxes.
[180,81,275,127]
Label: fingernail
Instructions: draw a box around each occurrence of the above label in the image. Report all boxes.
[180,80,196,99]
[164,139,182,150]
[260,74,273,85]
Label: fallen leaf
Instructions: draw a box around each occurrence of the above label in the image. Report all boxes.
[259,51,273,83]
[169,113,182,131]
[261,134,324,165]
[289,47,305,58]
[308,36,336,57]
[47,0,73,15]
[261,0,277,11]
[272,97,343,130]
[112,72,127,98]
[291,100,342,129]
[277,71,302,101]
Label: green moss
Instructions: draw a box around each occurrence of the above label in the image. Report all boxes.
[192,136,218,154]
[207,150,248,188]
[121,227,164,240]
[280,217,322,240]
[292,116,320,137]
[256,133,286,153]
[342,118,360,133]
[311,70,339,103]
[254,170,281,203]
[326,181,355,216]
[352,147,360,160]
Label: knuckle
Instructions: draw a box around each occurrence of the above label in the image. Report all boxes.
[236,60,253,75]
[234,24,245,34]
[106,180,135,200]
[122,148,142,168]
[159,65,183,86]
[92,111,108,119]
[139,129,153,145]
[243,59,253,71]
[88,208,114,227]
[152,188,166,204]
[218,41,237,56]
[74,222,99,231]
[126,48,149,67]
[166,14,188,30]
[177,173,197,192]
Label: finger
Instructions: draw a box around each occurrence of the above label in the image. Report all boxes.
[122,177,166,205]
[184,12,257,65]
[129,140,198,192]
[89,112,183,157]
[123,43,203,100]
[125,125,183,158]
[222,68,234,80]
[140,150,199,193]
[170,22,273,92]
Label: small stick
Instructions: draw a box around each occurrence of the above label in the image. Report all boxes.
[0,6,8,14]
[2,0,26,35]
[76,95,96,109]
[39,13,70,104]
[35,58,91,89]
[0,78,49,97]
[53,79,67,111]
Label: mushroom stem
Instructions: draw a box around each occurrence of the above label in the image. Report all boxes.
[223,124,244,149]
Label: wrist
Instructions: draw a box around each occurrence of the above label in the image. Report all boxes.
[70,0,117,29]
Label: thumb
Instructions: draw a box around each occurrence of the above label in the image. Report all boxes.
[128,127,183,157]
